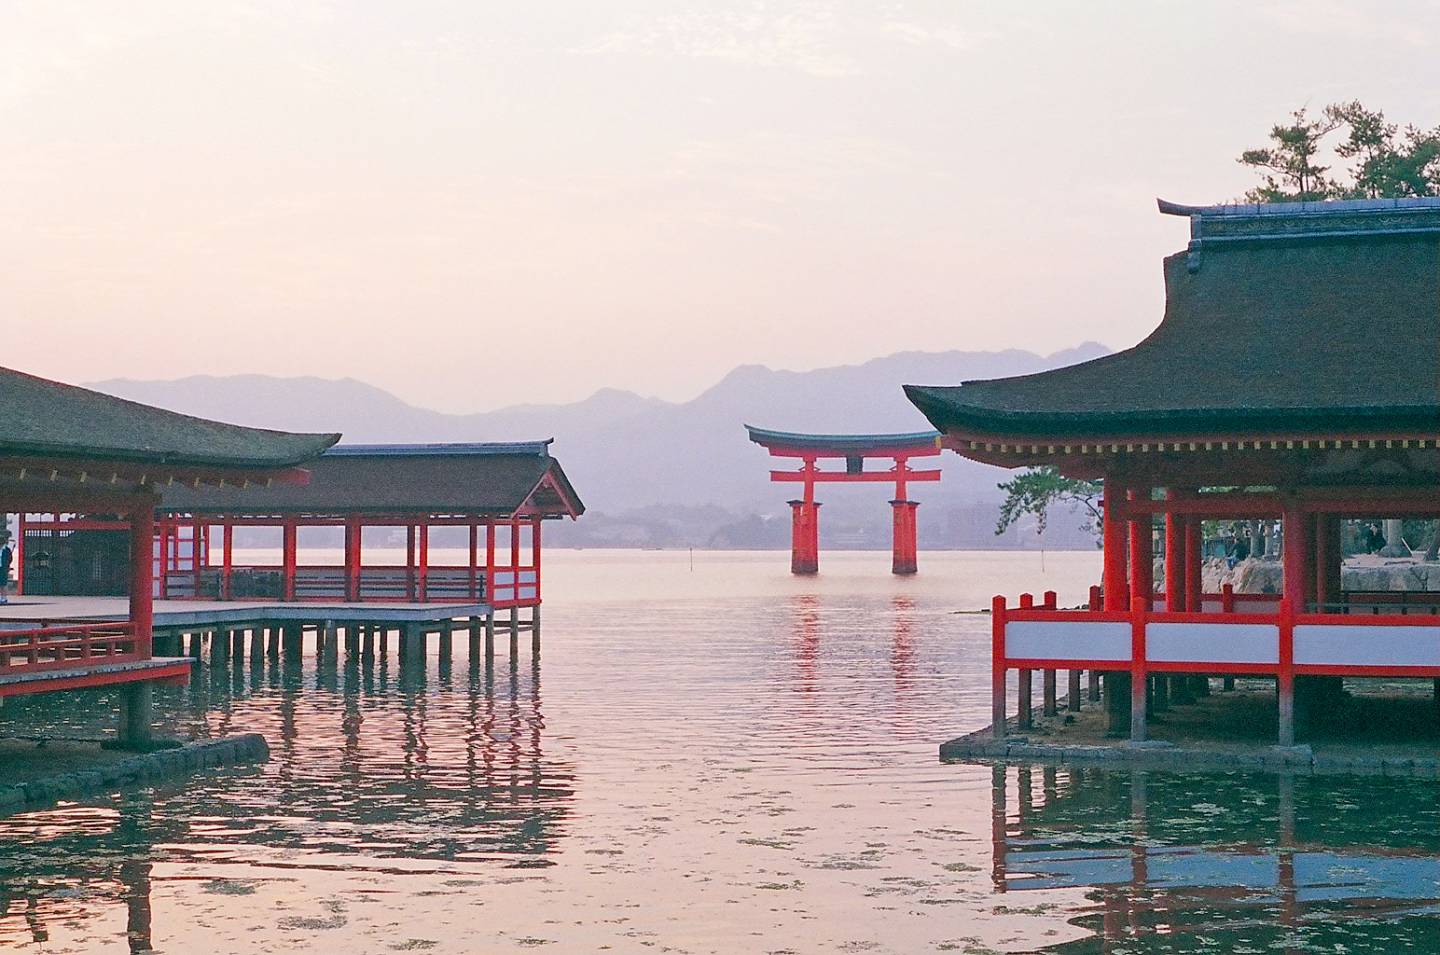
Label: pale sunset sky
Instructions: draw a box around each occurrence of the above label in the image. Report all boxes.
[4,1,1439,411]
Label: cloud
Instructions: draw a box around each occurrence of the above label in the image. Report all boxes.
[575,2,990,78]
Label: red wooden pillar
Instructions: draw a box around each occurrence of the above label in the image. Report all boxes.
[417,523,430,602]
[1164,489,1185,613]
[282,518,298,602]
[222,519,234,599]
[890,499,919,575]
[485,521,496,602]
[405,524,416,600]
[192,517,204,598]
[468,520,479,601]
[531,518,542,604]
[1184,514,1203,611]
[129,500,155,658]
[1314,514,1340,609]
[510,519,521,578]
[14,513,25,596]
[1279,502,1305,747]
[788,500,820,575]
[1102,481,1129,610]
[344,517,361,602]
[1128,488,1152,741]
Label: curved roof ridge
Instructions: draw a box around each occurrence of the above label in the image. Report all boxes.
[325,441,553,458]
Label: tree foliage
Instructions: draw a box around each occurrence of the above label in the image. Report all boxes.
[995,467,1102,543]
[1239,102,1440,202]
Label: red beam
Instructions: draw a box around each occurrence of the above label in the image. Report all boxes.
[769,469,942,483]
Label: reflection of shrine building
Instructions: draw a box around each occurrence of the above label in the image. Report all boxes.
[991,765,1440,950]
[0,649,576,948]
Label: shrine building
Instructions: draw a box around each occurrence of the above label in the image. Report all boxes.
[906,196,1440,747]
[0,366,337,747]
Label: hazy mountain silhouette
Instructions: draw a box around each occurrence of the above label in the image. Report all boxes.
[89,343,1109,533]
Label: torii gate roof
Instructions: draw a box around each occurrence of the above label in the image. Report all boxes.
[745,425,941,456]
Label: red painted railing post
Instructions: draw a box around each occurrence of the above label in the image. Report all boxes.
[1016,593,1033,730]
[1043,590,1057,610]
[1221,583,1235,614]
[1089,584,1103,612]
[992,595,1007,739]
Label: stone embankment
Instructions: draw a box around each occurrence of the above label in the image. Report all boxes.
[0,733,269,816]
[1192,555,1440,595]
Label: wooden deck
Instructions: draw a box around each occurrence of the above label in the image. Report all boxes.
[0,596,492,629]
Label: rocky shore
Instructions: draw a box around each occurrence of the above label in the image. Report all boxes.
[0,733,270,816]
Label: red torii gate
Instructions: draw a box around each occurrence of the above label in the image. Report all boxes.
[745,426,943,575]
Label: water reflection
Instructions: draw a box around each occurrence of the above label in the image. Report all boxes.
[0,639,573,946]
[995,764,1440,952]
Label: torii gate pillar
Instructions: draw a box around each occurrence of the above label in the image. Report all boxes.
[788,500,821,575]
[891,500,919,575]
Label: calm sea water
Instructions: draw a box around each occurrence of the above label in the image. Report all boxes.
[3,549,1440,953]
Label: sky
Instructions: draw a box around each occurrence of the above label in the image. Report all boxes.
[4,1,1440,413]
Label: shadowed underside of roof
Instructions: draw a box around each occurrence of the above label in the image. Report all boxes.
[907,199,1440,441]
[158,443,584,517]
[745,425,940,453]
[0,367,339,468]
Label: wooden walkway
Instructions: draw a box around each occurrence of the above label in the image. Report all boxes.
[0,596,540,671]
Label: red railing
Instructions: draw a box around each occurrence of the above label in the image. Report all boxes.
[0,621,141,675]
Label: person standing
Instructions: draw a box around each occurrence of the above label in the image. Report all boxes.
[0,536,12,605]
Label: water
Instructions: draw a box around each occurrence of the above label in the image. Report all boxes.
[2,549,1438,953]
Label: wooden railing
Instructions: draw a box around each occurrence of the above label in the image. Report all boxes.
[164,564,500,603]
[0,621,142,675]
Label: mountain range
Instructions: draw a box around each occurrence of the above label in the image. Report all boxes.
[89,342,1110,549]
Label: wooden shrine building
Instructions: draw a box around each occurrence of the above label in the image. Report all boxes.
[746,426,941,575]
[0,366,337,746]
[907,196,1440,747]
[19,442,583,621]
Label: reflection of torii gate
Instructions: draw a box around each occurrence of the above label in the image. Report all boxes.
[745,426,942,575]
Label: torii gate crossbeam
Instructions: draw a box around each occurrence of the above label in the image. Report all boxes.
[745,426,943,575]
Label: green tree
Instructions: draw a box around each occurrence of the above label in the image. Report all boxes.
[1327,101,1440,198]
[995,467,1103,544]
[1238,107,1342,202]
[1239,102,1440,201]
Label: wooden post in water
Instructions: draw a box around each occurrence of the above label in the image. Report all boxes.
[1068,669,1082,712]
[117,682,153,750]
[468,616,483,662]
[1016,593,1033,730]
[484,614,495,658]
[321,620,338,666]
[1088,669,1101,702]
[1042,670,1057,717]
[438,621,453,665]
